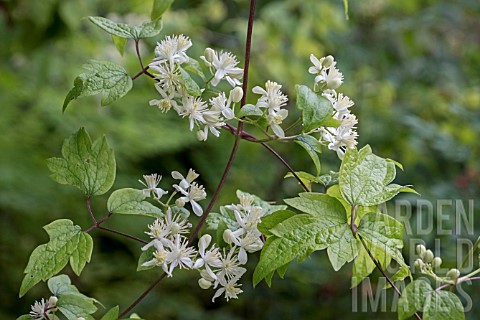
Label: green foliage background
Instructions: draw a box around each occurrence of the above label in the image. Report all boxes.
[1,0,479,319]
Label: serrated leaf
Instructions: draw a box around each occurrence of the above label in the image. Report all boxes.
[237,104,263,118]
[63,60,133,111]
[351,245,391,288]
[112,34,127,56]
[152,0,174,20]
[107,188,163,218]
[20,220,93,297]
[46,128,116,196]
[101,306,120,320]
[137,246,156,271]
[339,145,417,206]
[424,290,464,320]
[257,210,296,236]
[295,134,322,176]
[179,67,201,97]
[398,279,432,320]
[357,212,407,270]
[255,194,355,285]
[296,84,333,131]
[88,16,163,39]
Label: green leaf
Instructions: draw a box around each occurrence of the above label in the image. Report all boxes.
[107,188,163,218]
[101,306,120,320]
[183,58,205,80]
[398,279,432,320]
[151,0,174,20]
[88,16,163,39]
[296,84,333,131]
[357,212,408,270]
[46,128,116,196]
[318,171,339,188]
[295,134,322,176]
[351,245,390,287]
[137,246,156,271]
[255,194,355,285]
[386,266,411,288]
[16,316,31,320]
[424,290,464,320]
[237,104,263,118]
[179,67,201,97]
[58,294,97,320]
[339,145,417,206]
[19,220,93,297]
[257,210,296,236]
[284,171,319,190]
[63,60,133,111]
[112,34,127,56]
[48,274,81,296]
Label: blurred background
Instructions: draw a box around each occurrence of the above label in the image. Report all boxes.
[1,0,479,319]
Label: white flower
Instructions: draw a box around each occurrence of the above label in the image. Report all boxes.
[174,182,207,216]
[139,174,167,199]
[223,229,263,264]
[142,240,171,275]
[212,273,243,302]
[201,49,243,87]
[210,92,234,119]
[178,96,209,131]
[321,114,358,159]
[323,90,354,120]
[266,109,288,138]
[194,234,222,279]
[309,54,343,89]
[225,192,256,213]
[171,169,199,190]
[252,80,288,112]
[151,34,192,68]
[149,63,182,94]
[149,83,179,113]
[308,54,335,75]
[166,234,196,275]
[216,247,247,282]
[145,208,192,241]
[30,296,58,320]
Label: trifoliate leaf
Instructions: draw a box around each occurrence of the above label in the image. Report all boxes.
[112,34,127,56]
[296,84,333,131]
[398,279,432,320]
[88,16,163,39]
[179,67,201,97]
[151,0,174,20]
[19,220,93,297]
[424,290,464,320]
[237,104,263,118]
[339,145,417,206]
[101,306,120,320]
[107,188,163,218]
[295,134,322,176]
[63,60,133,111]
[46,128,116,196]
[357,212,408,270]
[254,194,356,285]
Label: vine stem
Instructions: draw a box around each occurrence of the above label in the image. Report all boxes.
[132,39,156,80]
[119,0,258,316]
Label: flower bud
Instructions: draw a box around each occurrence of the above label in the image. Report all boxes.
[431,257,442,268]
[230,87,243,103]
[176,198,185,208]
[413,258,423,269]
[196,130,207,141]
[198,278,212,289]
[326,78,342,90]
[416,244,426,257]
[322,55,335,68]
[446,268,460,280]
[203,48,215,63]
[423,250,434,263]
[223,229,234,245]
[48,296,58,306]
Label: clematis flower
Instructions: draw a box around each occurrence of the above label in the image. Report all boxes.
[139,174,167,199]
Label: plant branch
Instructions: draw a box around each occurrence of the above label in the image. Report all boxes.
[132,39,156,80]
[97,226,148,244]
[358,235,422,320]
[86,195,97,223]
[119,273,167,318]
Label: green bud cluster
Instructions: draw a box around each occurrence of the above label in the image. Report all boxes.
[414,244,442,272]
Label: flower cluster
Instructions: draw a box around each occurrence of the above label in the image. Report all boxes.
[196,192,266,301]
[149,35,244,141]
[252,80,289,138]
[29,296,58,320]
[309,54,358,159]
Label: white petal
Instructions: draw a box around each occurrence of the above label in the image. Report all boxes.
[191,200,204,216]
